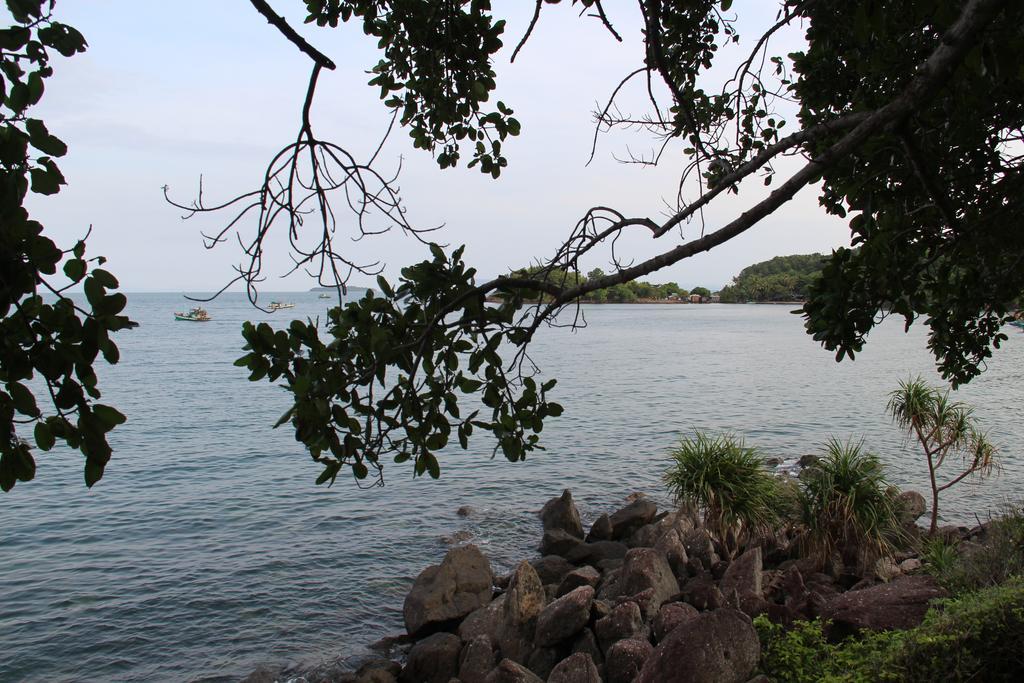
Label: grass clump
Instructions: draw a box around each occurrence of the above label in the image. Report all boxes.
[798,438,903,571]
[664,431,782,553]
[924,503,1024,594]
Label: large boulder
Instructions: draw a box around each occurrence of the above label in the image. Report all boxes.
[606,639,653,683]
[652,602,699,642]
[404,544,494,636]
[609,498,658,541]
[556,566,601,598]
[547,652,601,683]
[459,593,506,642]
[399,632,461,683]
[719,547,766,617]
[459,635,498,683]
[531,555,576,586]
[541,489,585,538]
[897,490,927,525]
[484,659,544,683]
[682,528,719,571]
[540,529,585,557]
[586,513,613,542]
[616,548,681,610]
[679,573,724,611]
[496,561,546,664]
[594,600,646,653]
[820,574,947,639]
[566,540,629,566]
[534,585,595,646]
[654,528,690,580]
[636,608,759,683]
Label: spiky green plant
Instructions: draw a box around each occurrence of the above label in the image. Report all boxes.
[664,431,782,553]
[799,438,903,571]
[887,377,999,535]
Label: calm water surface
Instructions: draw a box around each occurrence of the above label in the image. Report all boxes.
[2,294,1023,681]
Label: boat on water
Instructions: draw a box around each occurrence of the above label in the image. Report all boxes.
[318,293,331,299]
[268,301,296,311]
[174,307,211,322]
[1010,320,1024,330]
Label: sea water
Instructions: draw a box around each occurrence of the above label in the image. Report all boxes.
[2,294,1023,681]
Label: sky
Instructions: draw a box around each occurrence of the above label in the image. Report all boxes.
[23,1,852,293]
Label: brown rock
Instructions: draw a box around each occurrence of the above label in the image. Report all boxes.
[496,561,545,664]
[679,573,723,611]
[540,529,585,557]
[605,639,653,683]
[594,600,646,653]
[531,555,576,586]
[615,547,681,611]
[820,574,947,639]
[548,652,601,683]
[636,608,759,683]
[484,659,544,683]
[586,514,613,542]
[654,528,690,580]
[652,602,699,642]
[459,594,506,642]
[566,541,629,566]
[400,632,461,683]
[534,586,595,647]
[896,490,927,525]
[609,499,658,541]
[556,566,601,598]
[459,635,497,683]
[719,547,766,617]
[404,545,494,636]
[540,489,584,538]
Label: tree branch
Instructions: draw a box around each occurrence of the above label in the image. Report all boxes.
[248,0,337,70]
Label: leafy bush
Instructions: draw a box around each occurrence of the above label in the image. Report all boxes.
[925,504,1024,594]
[798,438,903,571]
[663,431,782,552]
[756,578,1024,681]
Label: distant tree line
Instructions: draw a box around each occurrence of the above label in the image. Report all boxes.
[508,267,709,303]
[719,253,827,303]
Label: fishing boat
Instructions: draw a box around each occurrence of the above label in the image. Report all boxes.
[174,307,211,322]
[318,293,331,299]
[268,301,295,311]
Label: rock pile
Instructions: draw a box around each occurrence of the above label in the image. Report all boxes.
[281,486,942,683]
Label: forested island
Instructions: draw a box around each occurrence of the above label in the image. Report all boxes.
[718,254,827,303]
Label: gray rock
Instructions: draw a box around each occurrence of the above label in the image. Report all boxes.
[594,600,646,653]
[484,659,544,683]
[874,556,902,582]
[400,632,461,683]
[896,490,927,524]
[497,561,545,664]
[566,541,628,566]
[586,513,613,542]
[652,602,699,642]
[820,574,947,639]
[616,548,680,610]
[719,547,765,617]
[541,489,585,539]
[606,639,653,683]
[458,505,476,517]
[682,529,718,571]
[535,586,595,647]
[609,499,658,541]
[459,635,497,683]
[627,523,660,548]
[531,555,576,586]
[556,566,601,598]
[899,557,923,573]
[798,454,820,468]
[540,529,585,557]
[547,652,601,683]
[636,608,759,683]
[615,587,659,623]
[404,545,494,636]
[459,594,507,643]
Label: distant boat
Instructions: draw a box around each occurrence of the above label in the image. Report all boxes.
[174,307,210,322]
[268,301,295,312]
[318,293,331,299]
[1010,320,1024,330]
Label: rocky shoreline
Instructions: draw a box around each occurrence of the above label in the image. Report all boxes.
[243,477,993,683]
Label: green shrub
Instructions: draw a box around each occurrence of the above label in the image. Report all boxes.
[798,438,903,571]
[756,579,1024,681]
[925,504,1024,594]
[663,431,782,553]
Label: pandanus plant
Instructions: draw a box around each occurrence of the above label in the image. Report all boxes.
[887,378,998,535]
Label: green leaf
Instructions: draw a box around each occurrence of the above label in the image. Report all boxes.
[92,404,126,429]
[84,459,104,487]
[34,421,55,451]
[63,258,86,282]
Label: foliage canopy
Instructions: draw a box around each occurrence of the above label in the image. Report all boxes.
[4,0,1024,488]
